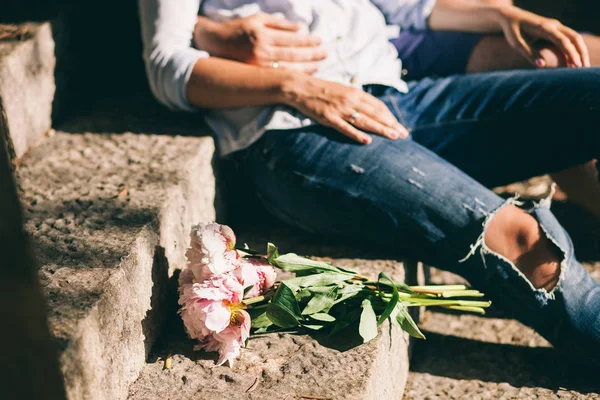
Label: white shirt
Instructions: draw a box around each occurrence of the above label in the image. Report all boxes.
[139,0,437,156]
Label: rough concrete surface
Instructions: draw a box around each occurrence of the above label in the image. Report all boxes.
[16,129,215,400]
[128,252,419,400]
[404,268,600,400]
[403,178,600,400]
[0,107,67,400]
[0,22,55,160]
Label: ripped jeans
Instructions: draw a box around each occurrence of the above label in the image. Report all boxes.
[237,68,600,363]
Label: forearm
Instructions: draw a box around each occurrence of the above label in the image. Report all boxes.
[428,0,506,32]
[193,16,240,60]
[472,0,512,5]
[186,56,301,109]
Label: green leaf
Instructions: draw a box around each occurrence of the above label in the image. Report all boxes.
[265,282,303,329]
[266,304,300,328]
[284,273,351,288]
[302,324,325,331]
[235,246,260,255]
[310,313,336,322]
[273,282,302,319]
[274,253,356,276]
[307,286,339,293]
[377,272,399,326]
[395,304,425,339]
[302,286,338,315]
[374,278,414,294]
[332,285,365,305]
[297,288,313,300]
[249,309,273,329]
[358,299,378,343]
[243,285,255,297]
[330,320,350,336]
[267,242,279,265]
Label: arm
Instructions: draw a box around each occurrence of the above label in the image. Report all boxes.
[187,58,407,143]
[428,0,589,67]
[192,14,327,73]
[185,57,295,108]
[139,0,406,143]
[428,0,509,32]
[474,0,512,5]
[139,0,290,110]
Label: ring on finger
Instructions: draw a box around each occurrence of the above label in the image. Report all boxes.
[271,61,280,69]
[349,110,361,124]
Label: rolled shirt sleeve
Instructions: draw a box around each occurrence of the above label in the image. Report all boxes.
[370,0,438,31]
[139,0,208,111]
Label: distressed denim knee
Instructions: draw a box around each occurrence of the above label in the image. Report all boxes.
[460,190,600,365]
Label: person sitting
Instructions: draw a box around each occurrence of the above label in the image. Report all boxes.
[192,0,600,219]
[139,0,600,365]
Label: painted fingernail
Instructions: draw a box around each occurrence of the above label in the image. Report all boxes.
[535,58,546,68]
[362,136,372,144]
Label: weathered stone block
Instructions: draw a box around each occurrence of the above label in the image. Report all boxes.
[0,101,66,400]
[0,22,55,160]
[17,129,215,400]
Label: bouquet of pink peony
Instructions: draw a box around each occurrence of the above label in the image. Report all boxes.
[178,222,491,367]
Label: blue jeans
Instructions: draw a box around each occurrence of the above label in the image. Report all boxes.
[237,68,600,364]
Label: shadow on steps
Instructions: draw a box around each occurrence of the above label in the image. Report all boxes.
[410,330,600,394]
[56,94,212,138]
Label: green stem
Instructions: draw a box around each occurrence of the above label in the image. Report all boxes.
[441,290,484,298]
[440,305,486,314]
[405,299,491,307]
[379,290,484,300]
[410,285,468,293]
[243,294,271,306]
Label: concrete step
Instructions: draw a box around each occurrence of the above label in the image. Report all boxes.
[0,22,55,161]
[0,100,67,400]
[15,95,422,400]
[404,267,600,399]
[15,108,216,400]
[127,229,424,400]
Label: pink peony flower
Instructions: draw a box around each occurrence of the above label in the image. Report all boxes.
[185,222,238,282]
[179,273,250,366]
[196,311,251,366]
[233,258,277,299]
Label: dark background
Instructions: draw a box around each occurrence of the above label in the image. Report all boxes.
[0,0,598,123]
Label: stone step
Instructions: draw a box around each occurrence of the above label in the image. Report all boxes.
[0,101,67,400]
[127,229,424,400]
[404,267,600,399]
[15,108,216,400]
[0,22,55,161]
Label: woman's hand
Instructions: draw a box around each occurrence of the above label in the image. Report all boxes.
[194,13,327,74]
[497,6,590,67]
[280,74,409,144]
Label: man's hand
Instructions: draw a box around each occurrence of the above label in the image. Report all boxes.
[497,6,590,68]
[194,13,327,74]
